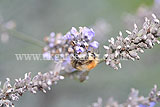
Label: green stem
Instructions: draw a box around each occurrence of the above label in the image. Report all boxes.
[98,58,105,64]
[8,29,45,48]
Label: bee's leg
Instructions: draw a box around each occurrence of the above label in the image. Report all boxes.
[79,71,89,82]
[97,47,100,54]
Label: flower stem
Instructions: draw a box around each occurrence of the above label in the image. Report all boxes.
[8,29,45,48]
[98,58,105,64]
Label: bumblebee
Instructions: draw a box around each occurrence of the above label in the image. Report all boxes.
[71,52,99,71]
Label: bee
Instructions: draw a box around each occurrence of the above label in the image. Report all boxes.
[71,52,99,71]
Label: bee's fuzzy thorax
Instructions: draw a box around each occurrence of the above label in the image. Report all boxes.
[71,53,99,71]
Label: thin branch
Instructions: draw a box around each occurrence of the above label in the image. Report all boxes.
[8,29,45,48]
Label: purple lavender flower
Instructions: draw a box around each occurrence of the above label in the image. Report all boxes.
[65,27,99,54]
[49,43,54,48]
[82,27,95,41]
[49,37,54,42]
[70,27,78,36]
[50,32,55,37]
[90,41,99,49]
[43,52,52,60]
[64,32,72,40]
[75,46,85,53]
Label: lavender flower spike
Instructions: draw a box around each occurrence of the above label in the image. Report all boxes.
[0,63,64,106]
[43,27,99,82]
[104,14,160,70]
[90,85,160,107]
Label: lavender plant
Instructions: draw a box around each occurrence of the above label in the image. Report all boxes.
[89,85,160,107]
[103,14,160,70]
[0,63,64,107]
[0,11,160,107]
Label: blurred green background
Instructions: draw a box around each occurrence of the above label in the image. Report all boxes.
[0,0,160,107]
